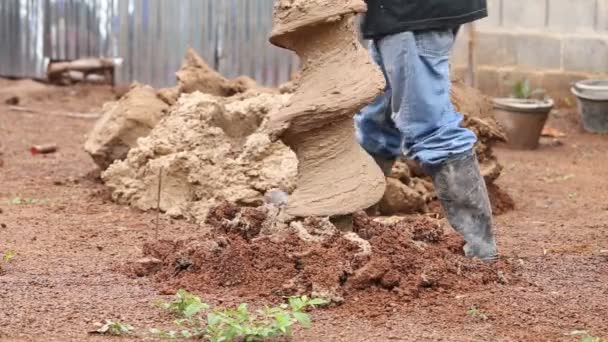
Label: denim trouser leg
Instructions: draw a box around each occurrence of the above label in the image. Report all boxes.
[354,43,402,161]
[354,30,477,169]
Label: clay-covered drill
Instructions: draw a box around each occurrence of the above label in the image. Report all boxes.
[266,0,386,217]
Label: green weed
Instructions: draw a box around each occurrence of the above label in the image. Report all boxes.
[155,289,209,317]
[9,196,48,205]
[152,290,329,341]
[570,330,603,342]
[466,306,488,321]
[508,79,546,100]
[92,320,134,336]
[2,249,16,263]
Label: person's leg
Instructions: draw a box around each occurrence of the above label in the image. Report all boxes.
[376,30,476,165]
[375,30,497,260]
[354,41,401,176]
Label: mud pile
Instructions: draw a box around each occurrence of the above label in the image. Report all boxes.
[102,91,297,221]
[137,202,514,303]
[86,49,260,171]
[95,48,511,221]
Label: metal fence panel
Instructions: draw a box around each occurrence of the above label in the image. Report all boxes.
[0,0,298,87]
[0,0,46,78]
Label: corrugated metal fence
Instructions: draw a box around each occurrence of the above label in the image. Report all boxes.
[0,0,298,87]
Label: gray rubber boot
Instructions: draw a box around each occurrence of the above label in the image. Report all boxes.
[428,151,498,261]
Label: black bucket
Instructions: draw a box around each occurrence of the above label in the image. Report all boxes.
[571,80,608,133]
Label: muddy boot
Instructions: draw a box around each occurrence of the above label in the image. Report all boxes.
[428,152,498,261]
[365,156,395,216]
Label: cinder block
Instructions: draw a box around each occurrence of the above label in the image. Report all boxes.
[563,36,608,73]
[502,0,547,29]
[477,68,587,100]
[599,0,608,32]
[548,0,597,32]
[514,33,562,69]
[475,31,516,67]
[475,67,502,97]
[477,0,502,28]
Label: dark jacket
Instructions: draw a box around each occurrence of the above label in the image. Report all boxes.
[362,0,487,39]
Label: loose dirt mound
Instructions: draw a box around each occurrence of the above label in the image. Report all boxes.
[102,92,297,221]
[138,202,514,304]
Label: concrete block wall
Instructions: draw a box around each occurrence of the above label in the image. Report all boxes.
[452,0,608,101]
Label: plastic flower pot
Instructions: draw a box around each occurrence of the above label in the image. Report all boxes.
[492,98,554,150]
[571,79,608,133]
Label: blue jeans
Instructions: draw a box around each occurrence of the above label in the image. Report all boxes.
[354,29,477,169]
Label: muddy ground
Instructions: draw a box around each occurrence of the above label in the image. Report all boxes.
[0,79,607,341]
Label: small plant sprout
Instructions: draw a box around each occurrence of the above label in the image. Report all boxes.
[509,79,546,100]
[155,289,209,317]
[91,320,134,336]
[151,289,329,341]
[570,330,602,342]
[466,306,489,320]
[2,249,16,263]
[9,196,48,205]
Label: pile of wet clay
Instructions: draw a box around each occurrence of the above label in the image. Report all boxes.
[94,49,297,222]
[102,91,297,221]
[92,49,512,222]
[136,202,514,304]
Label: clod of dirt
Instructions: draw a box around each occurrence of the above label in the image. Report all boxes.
[265,1,386,217]
[102,91,297,222]
[157,86,180,105]
[487,183,516,215]
[131,257,162,277]
[4,96,19,105]
[176,48,251,97]
[84,83,169,170]
[138,202,515,304]
[379,178,428,215]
